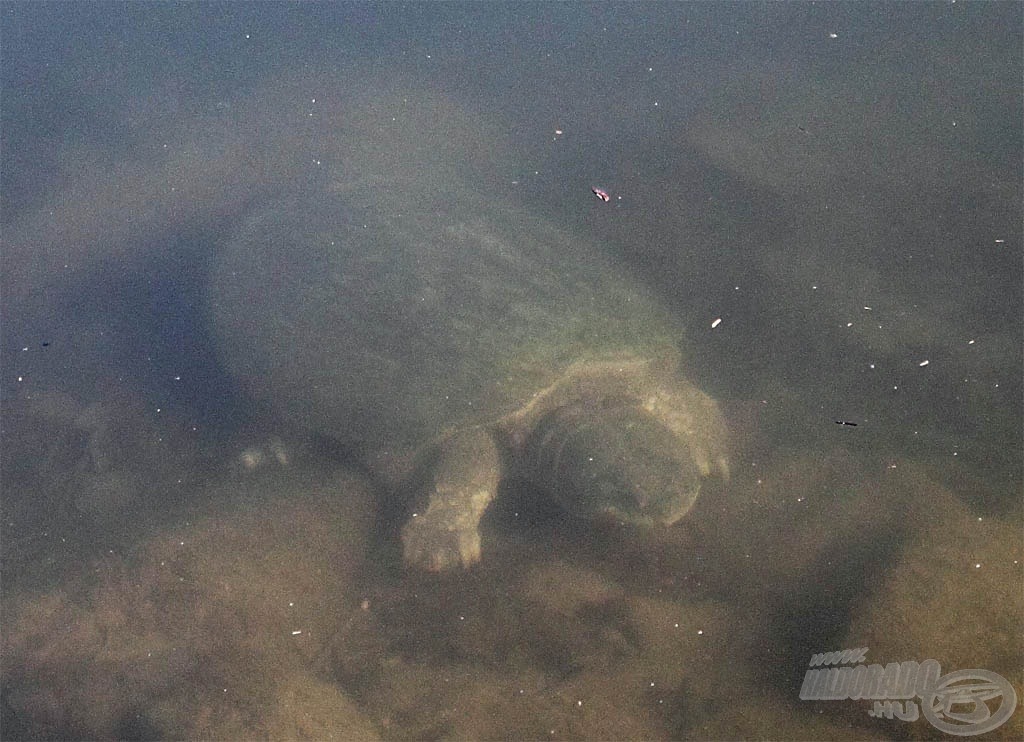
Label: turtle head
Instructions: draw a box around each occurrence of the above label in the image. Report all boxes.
[523,403,702,527]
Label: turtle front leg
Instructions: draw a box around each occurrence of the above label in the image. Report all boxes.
[401,427,501,571]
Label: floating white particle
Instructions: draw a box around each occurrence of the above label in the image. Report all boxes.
[697,629,703,635]
[968,339,975,345]
[846,322,853,327]
[711,317,722,328]
[919,360,930,367]
[994,239,1005,244]
[974,563,981,569]
[291,630,302,635]
[554,129,563,135]
[863,306,872,311]
[829,32,838,38]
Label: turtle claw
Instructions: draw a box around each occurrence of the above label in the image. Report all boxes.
[401,512,482,571]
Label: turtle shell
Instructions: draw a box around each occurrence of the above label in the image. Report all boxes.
[210,181,682,448]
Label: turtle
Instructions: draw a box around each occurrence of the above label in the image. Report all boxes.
[209,179,729,571]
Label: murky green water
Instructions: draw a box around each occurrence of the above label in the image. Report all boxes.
[2,4,1020,739]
